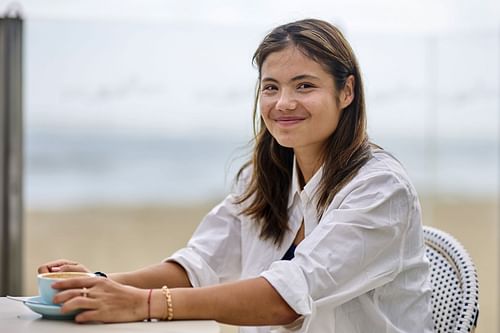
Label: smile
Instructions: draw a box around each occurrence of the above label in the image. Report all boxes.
[274,117,306,127]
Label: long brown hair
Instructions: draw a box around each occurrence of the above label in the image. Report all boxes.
[236,19,372,245]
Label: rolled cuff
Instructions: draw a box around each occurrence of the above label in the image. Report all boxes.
[165,247,220,287]
[260,260,313,316]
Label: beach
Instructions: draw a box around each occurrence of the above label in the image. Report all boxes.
[24,197,498,333]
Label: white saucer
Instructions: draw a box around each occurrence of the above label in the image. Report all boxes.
[23,296,78,320]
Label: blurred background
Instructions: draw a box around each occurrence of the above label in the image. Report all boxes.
[0,0,498,332]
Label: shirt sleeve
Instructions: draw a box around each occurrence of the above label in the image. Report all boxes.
[261,170,414,315]
[165,167,251,288]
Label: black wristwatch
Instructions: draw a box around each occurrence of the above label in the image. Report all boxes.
[94,271,108,278]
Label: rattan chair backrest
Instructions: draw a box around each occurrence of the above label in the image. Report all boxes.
[423,226,479,333]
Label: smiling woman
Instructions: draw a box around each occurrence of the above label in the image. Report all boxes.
[259,47,352,182]
[37,19,433,333]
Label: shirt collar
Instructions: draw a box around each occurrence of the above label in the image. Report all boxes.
[288,156,324,209]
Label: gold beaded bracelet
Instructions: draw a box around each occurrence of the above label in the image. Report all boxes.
[161,285,174,321]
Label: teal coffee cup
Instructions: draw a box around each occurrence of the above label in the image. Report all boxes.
[37,272,95,304]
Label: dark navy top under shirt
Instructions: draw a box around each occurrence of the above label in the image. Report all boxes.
[281,243,297,260]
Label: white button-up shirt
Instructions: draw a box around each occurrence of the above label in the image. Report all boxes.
[168,149,433,332]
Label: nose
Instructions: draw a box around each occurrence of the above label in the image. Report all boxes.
[275,89,297,111]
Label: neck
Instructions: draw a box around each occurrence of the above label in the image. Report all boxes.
[295,150,323,188]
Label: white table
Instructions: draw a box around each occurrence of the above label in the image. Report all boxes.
[0,297,220,332]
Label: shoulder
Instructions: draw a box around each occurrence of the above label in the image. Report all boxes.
[357,148,413,188]
[332,148,418,208]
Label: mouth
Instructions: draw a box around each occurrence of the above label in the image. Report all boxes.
[274,116,306,127]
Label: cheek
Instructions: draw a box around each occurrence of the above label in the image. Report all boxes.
[258,101,271,130]
[325,112,342,135]
[313,101,342,132]
[259,99,273,119]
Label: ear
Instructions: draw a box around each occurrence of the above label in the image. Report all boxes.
[339,75,355,109]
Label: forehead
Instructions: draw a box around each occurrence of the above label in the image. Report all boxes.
[260,46,329,79]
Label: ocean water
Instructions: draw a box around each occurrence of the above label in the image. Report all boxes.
[25,129,498,209]
[25,130,251,208]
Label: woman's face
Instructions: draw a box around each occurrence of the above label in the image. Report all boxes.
[259,46,352,160]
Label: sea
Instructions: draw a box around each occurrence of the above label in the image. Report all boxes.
[25,129,499,209]
[25,129,252,208]
[22,19,500,209]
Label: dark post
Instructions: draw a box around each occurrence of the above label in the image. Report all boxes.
[0,11,23,296]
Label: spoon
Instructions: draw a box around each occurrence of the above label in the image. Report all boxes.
[6,295,48,305]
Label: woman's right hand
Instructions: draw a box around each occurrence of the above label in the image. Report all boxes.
[38,259,91,274]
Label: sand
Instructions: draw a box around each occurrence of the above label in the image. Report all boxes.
[23,197,498,333]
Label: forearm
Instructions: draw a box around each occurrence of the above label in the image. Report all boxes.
[109,261,192,289]
[151,277,299,326]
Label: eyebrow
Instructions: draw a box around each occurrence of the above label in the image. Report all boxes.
[261,74,321,83]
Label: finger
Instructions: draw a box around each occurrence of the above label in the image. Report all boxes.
[53,288,92,304]
[52,276,98,290]
[61,296,98,314]
[58,264,88,273]
[38,259,78,273]
[75,309,101,323]
[38,265,51,274]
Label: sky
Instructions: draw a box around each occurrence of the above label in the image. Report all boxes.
[1,0,499,32]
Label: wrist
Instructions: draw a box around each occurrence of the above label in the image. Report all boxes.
[108,272,129,285]
[94,271,107,278]
[141,288,151,322]
[150,289,165,320]
[148,287,176,321]
[123,285,151,322]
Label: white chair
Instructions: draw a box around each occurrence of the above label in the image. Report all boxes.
[423,226,479,333]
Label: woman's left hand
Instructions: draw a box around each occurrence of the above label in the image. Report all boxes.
[52,276,148,323]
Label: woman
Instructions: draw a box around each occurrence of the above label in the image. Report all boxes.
[39,18,433,332]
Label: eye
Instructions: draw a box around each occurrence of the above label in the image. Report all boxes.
[297,82,315,90]
[262,84,278,93]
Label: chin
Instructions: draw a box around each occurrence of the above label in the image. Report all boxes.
[273,138,295,149]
